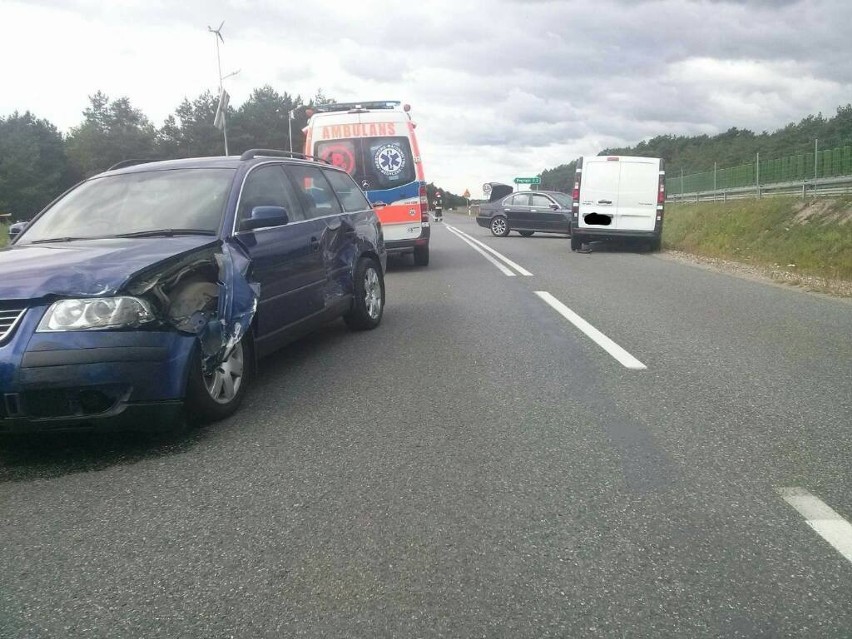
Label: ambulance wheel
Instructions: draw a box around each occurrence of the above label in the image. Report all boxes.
[571,236,582,251]
[413,245,430,266]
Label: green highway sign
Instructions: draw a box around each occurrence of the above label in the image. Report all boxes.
[514,177,541,184]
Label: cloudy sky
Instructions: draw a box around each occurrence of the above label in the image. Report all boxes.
[2,0,851,194]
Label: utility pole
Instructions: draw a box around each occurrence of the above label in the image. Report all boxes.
[208,22,239,156]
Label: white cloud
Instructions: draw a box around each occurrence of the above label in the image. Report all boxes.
[2,0,852,194]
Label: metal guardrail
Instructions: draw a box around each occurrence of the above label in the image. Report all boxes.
[667,175,852,203]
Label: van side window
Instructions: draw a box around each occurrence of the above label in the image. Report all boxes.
[286,165,343,219]
[323,169,370,212]
[239,164,305,225]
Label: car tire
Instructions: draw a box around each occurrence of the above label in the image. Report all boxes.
[184,332,253,426]
[413,245,430,266]
[344,257,385,330]
[571,236,582,251]
[519,231,534,237]
[490,216,509,237]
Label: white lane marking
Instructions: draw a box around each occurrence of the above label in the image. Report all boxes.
[445,224,533,276]
[445,225,516,277]
[534,291,647,370]
[778,487,852,564]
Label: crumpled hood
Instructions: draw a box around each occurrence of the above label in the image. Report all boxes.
[0,236,221,300]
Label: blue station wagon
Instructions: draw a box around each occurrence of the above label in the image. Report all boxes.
[0,150,387,433]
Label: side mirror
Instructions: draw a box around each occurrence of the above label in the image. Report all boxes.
[550,204,559,210]
[242,206,289,231]
[8,222,27,238]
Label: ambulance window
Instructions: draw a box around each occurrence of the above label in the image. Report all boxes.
[316,136,415,192]
[316,140,357,175]
[362,137,416,189]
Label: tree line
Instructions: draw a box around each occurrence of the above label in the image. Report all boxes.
[539,104,852,192]
[0,88,472,222]
[0,87,337,221]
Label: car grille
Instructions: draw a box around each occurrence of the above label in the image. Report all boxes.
[0,306,27,344]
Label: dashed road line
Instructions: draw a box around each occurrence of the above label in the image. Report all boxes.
[778,487,852,564]
[534,291,648,370]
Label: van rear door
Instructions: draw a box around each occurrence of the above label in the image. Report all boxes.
[577,157,619,230]
[614,157,660,231]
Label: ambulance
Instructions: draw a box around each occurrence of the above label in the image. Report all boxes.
[304,101,430,266]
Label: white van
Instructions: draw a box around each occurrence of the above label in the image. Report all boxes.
[570,155,665,251]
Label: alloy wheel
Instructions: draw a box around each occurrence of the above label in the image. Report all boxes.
[364,267,383,320]
[203,341,244,405]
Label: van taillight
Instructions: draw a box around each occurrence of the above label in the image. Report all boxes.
[572,180,580,201]
[419,185,428,223]
[657,173,666,204]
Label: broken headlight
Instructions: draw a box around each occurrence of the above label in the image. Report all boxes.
[37,297,155,332]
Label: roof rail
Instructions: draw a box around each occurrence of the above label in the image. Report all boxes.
[107,159,156,171]
[239,149,331,165]
[314,101,401,113]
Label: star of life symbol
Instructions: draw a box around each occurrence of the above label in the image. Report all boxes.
[374,144,405,176]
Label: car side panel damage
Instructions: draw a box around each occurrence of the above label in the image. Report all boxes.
[125,240,259,375]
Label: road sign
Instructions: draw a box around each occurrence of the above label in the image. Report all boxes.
[514,177,541,185]
[463,189,471,198]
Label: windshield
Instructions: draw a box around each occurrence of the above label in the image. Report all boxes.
[19,168,234,243]
[316,137,415,191]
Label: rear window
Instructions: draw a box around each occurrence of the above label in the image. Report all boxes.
[286,165,343,219]
[323,169,370,212]
[316,137,416,191]
[550,193,572,208]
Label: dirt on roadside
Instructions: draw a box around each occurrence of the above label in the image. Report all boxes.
[657,249,852,299]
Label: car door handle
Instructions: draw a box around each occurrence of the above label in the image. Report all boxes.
[598,199,613,205]
[310,236,320,252]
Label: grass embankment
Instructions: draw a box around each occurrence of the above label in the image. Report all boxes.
[663,197,852,283]
[0,224,8,248]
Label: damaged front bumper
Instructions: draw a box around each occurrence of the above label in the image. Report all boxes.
[0,240,260,433]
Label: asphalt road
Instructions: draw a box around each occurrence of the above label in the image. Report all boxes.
[1,213,850,638]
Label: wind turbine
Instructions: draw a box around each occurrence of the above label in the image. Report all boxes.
[208,21,231,155]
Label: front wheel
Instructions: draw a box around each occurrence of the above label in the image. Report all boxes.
[490,216,510,237]
[344,257,385,330]
[185,332,253,425]
[519,231,534,237]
